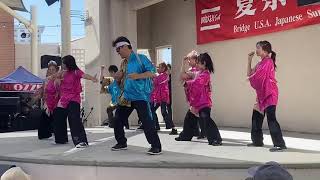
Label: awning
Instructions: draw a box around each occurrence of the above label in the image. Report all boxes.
[0,0,27,12]
[0,66,43,92]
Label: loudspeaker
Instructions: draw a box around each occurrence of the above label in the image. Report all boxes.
[298,0,320,6]
[45,0,59,6]
[41,55,62,69]
[0,97,20,131]
[0,97,21,114]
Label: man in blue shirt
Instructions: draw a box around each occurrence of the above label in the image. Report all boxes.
[111,36,162,155]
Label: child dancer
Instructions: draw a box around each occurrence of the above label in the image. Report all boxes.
[247,41,286,152]
[37,61,60,139]
[53,55,97,148]
[100,65,129,129]
[150,63,178,135]
[186,53,222,146]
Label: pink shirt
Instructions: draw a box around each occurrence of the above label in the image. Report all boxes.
[44,79,59,113]
[186,70,212,112]
[184,67,199,104]
[249,58,278,112]
[59,69,84,108]
[151,72,170,104]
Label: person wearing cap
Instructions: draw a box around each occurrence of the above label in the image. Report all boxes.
[1,167,31,180]
[246,162,293,180]
[111,36,162,155]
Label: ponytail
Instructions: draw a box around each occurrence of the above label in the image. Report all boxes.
[271,51,277,69]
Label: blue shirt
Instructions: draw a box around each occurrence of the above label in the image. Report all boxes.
[124,52,155,102]
[108,80,120,105]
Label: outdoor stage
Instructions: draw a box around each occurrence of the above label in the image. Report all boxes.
[0,127,320,180]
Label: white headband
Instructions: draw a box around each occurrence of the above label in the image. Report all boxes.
[115,42,130,49]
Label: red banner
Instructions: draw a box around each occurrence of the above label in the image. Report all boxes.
[0,83,43,92]
[196,0,320,44]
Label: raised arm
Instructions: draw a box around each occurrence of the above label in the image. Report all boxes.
[247,51,255,77]
[83,73,98,83]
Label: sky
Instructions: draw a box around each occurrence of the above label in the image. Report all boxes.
[16,0,85,43]
[15,0,171,63]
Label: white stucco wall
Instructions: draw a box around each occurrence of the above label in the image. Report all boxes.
[85,0,320,133]
[15,44,60,79]
[136,0,320,133]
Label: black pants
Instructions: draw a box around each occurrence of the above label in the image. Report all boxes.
[251,105,286,147]
[151,102,175,129]
[38,110,53,139]
[53,101,88,145]
[114,101,161,149]
[178,110,200,140]
[107,105,117,128]
[199,107,222,143]
[106,105,129,129]
[198,115,206,137]
[167,103,173,126]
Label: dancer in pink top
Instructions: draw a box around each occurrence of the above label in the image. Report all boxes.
[185,53,222,146]
[150,63,178,135]
[175,50,205,141]
[247,41,286,152]
[53,55,98,148]
[37,61,59,140]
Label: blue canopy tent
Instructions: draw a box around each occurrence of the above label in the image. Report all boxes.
[0,66,43,92]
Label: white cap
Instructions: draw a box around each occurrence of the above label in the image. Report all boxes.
[1,167,31,180]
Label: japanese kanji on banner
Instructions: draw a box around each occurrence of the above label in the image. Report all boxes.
[196,0,320,44]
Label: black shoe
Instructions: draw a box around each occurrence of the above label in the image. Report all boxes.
[101,123,109,126]
[247,143,264,147]
[38,135,52,140]
[52,141,68,145]
[175,137,191,141]
[136,126,144,131]
[111,144,128,151]
[269,146,287,152]
[197,135,206,139]
[76,142,89,148]
[125,126,130,129]
[169,129,178,135]
[147,147,162,155]
[209,141,222,146]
